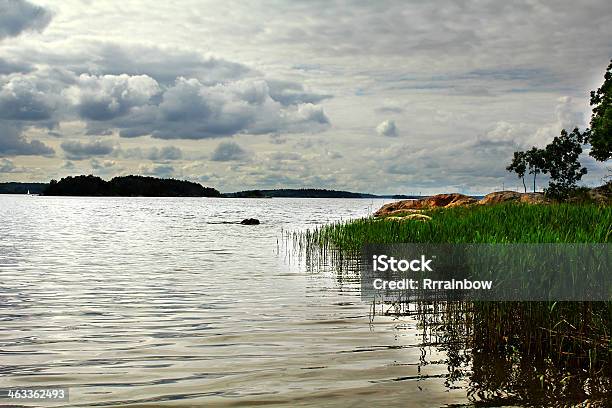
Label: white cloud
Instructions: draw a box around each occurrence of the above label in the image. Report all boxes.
[376,119,398,137]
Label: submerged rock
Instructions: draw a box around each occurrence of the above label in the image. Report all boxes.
[240,218,260,225]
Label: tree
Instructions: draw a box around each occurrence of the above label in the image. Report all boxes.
[506,151,527,192]
[506,148,546,192]
[544,128,588,198]
[586,60,612,161]
[525,147,547,193]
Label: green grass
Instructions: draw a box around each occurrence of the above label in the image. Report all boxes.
[305,203,611,251]
[295,203,612,403]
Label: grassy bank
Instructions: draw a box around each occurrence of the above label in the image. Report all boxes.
[296,203,611,403]
[304,203,611,250]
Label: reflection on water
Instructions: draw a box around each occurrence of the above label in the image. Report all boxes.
[303,242,611,407]
[1,195,474,407]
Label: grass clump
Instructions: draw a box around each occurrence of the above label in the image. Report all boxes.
[309,203,611,250]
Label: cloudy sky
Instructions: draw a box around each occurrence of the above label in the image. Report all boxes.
[0,0,610,194]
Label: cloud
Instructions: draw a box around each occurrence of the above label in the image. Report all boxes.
[0,73,65,121]
[70,74,160,121]
[0,0,52,41]
[266,79,331,106]
[0,57,31,75]
[0,123,54,156]
[268,151,302,161]
[93,76,331,139]
[376,105,404,114]
[61,139,114,160]
[0,158,16,172]
[530,96,586,146]
[145,146,183,161]
[90,158,115,170]
[376,119,398,137]
[62,160,75,169]
[78,43,252,85]
[118,145,183,161]
[210,141,249,161]
[138,163,175,177]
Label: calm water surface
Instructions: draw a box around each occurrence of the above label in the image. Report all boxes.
[0,196,472,407]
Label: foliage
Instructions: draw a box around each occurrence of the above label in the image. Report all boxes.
[586,60,612,161]
[543,128,588,199]
[525,147,547,192]
[506,151,528,192]
[43,175,222,197]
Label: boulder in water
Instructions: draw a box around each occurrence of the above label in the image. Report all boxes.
[240,218,260,225]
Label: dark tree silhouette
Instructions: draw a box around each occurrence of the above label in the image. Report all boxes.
[507,151,528,192]
[585,60,612,162]
[43,175,221,197]
[544,128,588,198]
[507,148,546,193]
[525,147,547,193]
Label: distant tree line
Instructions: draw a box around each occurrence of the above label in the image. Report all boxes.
[507,60,611,198]
[225,188,379,198]
[44,175,222,197]
[0,182,48,194]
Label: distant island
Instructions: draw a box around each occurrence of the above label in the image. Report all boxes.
[0,182,48,195]
[1,179,426,198]
[224,189,423,199]
[42,175,222,197]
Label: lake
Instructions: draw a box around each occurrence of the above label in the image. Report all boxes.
[0,195,473,407]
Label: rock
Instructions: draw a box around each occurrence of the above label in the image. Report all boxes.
[380,209,425,217]
[587,182,611,204]
[374,193,477,217]
[478,191,522,205]
[374,190,556,217]
[240,218,260,225]
[386,214,432,222]
[478,191,550,205]
[519,193,551,205]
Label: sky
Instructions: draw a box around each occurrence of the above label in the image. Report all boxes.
[0,0,610,194]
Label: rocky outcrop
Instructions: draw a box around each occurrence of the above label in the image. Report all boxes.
[587,182,611,204]
[478,191,550,205]
[374,193,477,216]
[374,191,555,217]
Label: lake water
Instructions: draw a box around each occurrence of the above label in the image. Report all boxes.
[0,195,473,407]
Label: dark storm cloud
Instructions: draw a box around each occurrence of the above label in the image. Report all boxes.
[0,123,54,156]
[210,141,249,161]
[61,140,114,160]
[0,0,52,40]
